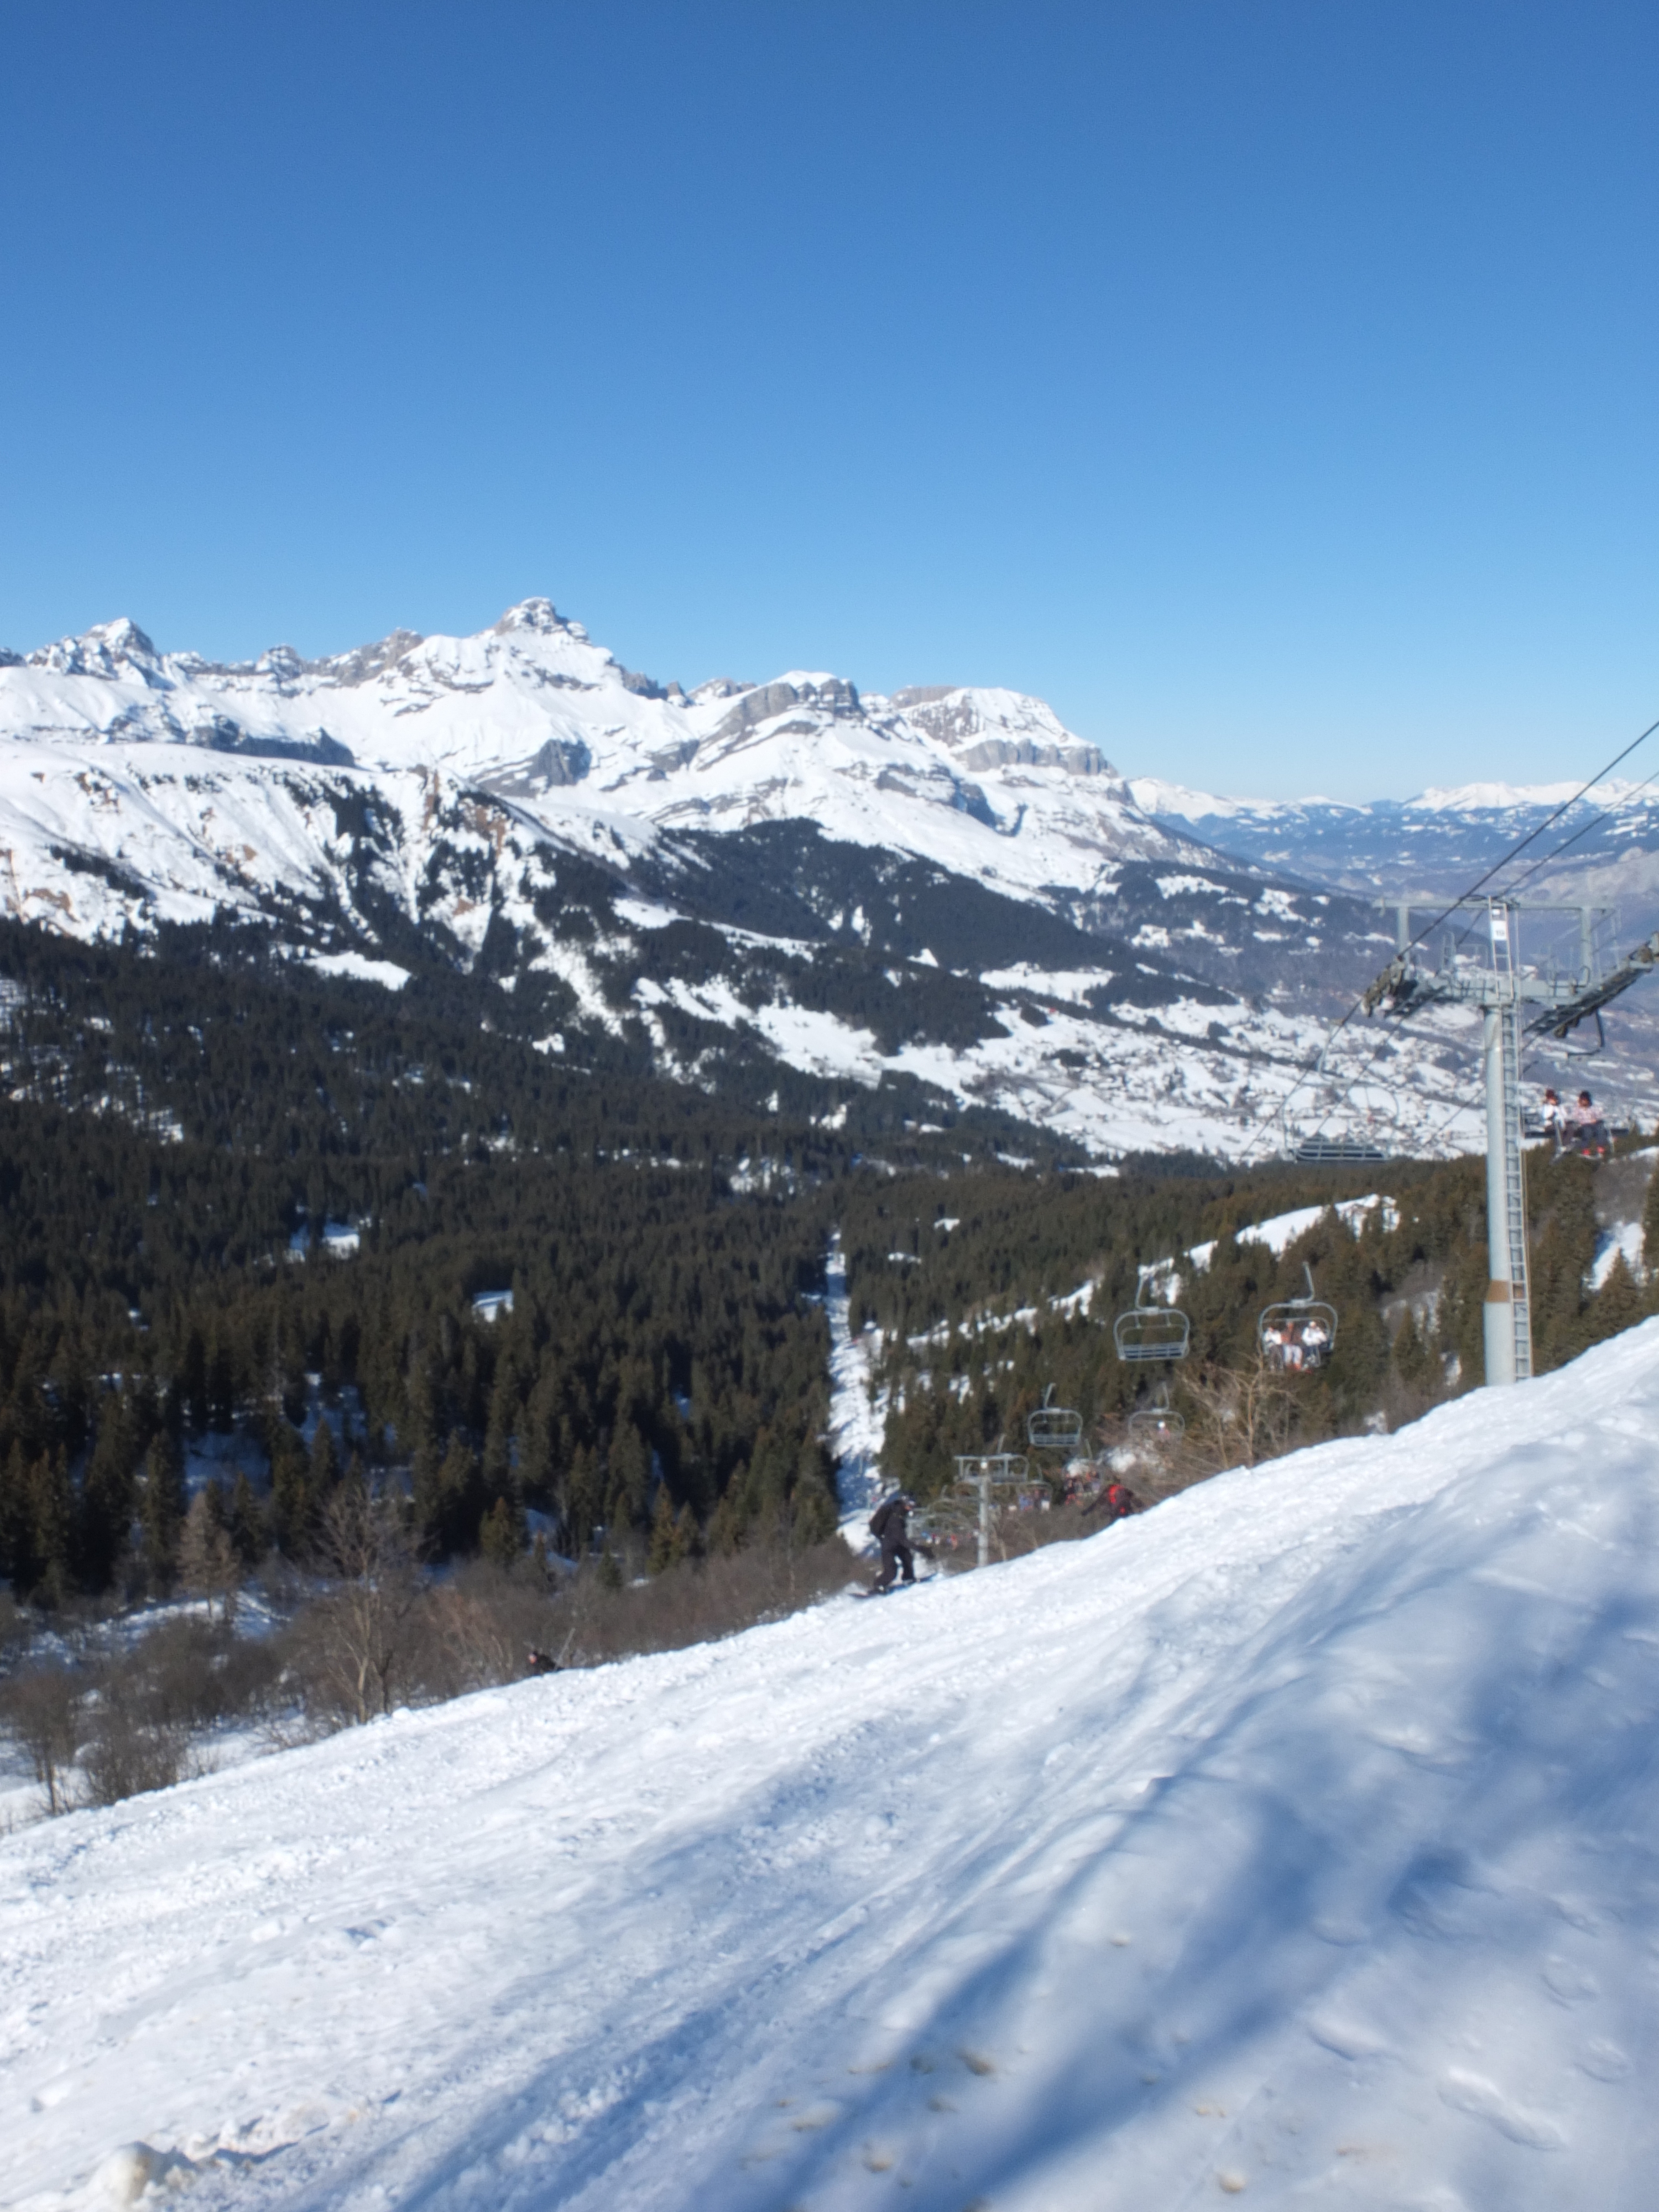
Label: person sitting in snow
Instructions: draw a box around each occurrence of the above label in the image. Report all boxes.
[869,1490,917,1592]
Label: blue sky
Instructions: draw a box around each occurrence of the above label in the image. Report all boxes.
[2,1,1655,799]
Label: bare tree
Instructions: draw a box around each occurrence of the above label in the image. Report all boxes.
[179,1489,241,1623]
[0,1666,86,1815]
[304,1484,422,1725]
[1180,1350,1297,1476]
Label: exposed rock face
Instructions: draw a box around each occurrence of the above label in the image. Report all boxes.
[478,736,594,795]
[324,629,425,687]
[958,736,1112,775]
[709,676,862,743]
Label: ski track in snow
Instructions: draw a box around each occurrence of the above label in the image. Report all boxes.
[827,1233,886,1545]
[12,1327,1659,2206]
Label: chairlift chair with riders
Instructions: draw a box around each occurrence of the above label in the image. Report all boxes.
[1127,1382,1184,1442]
[1113,1271,1192,1364]
[1026,1383,1084,1453]
[1258,1261,1339,1373]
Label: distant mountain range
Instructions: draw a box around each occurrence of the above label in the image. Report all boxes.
[1,601,1653,1159]
[1131,774,1659,928]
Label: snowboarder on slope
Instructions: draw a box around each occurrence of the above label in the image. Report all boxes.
[869,1490,917,1593]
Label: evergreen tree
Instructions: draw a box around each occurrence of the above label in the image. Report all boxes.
[30,1450,74,1608]
[647,1487,685,1574]
[479,1493,524,1570]
[141,1430,186,1593]
[269,1420,311,1557]
[1585,1251,1644,1347]
[227,1468,267,1571]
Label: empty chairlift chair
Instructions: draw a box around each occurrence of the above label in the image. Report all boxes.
[1127,1382,1184,1442]
[1113,1274,1191,1364]
[1027,1384,1084,1453]
[1258,1262,1339,1373]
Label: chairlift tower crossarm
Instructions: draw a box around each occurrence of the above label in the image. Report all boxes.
[952,1453,1029,1570]
[1362,898,1627,1388]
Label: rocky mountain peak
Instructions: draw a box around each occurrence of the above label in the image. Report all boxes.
[494,598,587,641]
[27,617,163,681]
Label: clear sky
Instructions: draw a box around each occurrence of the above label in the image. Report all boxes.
[2,1,1655,800]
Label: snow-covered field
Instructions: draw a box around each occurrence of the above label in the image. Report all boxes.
[11,1327,1659,2209]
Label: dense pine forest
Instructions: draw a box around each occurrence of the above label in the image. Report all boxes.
[0,914,1651,1613]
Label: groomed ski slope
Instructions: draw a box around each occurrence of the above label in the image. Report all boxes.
[11,1329,1659,2210]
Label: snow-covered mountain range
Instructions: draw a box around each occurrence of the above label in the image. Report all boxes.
[0,601,1179,920]
[1,601,1651,1160]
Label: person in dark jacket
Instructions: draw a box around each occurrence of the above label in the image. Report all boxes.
[869,1491,916,1592]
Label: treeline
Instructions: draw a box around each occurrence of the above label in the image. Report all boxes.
[843,1145,1656,1492]
[0,919,917,1604]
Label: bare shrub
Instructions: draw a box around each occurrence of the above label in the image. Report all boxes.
[80,1684,197,1807]
[0,1590,34,1665]
[75,1615,285,1808]
[287,1484,422,1726]
[550,1535,854,1668]
[411,1560,566,1700]
[124,1614,283,1732]
[0,1664,87,1815]
[1177,1351,1297,1477]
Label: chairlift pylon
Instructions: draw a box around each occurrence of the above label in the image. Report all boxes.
[1258,1261,1338,1373]
[1113,1269,1191,1364]
[1126,1381,1184,1443]
[1026,1382,1084,1452]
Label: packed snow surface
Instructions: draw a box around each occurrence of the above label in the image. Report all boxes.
[12,1327,1659,2209]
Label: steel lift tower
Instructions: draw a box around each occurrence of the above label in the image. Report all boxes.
[1362,898,1659,1387]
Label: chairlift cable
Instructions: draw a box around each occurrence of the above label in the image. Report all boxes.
[1241,713,1659,1166]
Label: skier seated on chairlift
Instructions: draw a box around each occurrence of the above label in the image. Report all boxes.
[869,1489,917,1592]
[1540,1088,1564,1147]
[1299,1315,1332,1368]
[1566,1089,1610,1160]
[1264,1318,1305,1372]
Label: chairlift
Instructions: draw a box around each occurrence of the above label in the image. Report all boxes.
[1027,1383,1084,1452]
[1113,1272,1191,1364]
[1292,1135,1390,1164]
[1281,1070,1396,1165]
[1126,1383,1184,1443]
[1258,1262,1338,1373]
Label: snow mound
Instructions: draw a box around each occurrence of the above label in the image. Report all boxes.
[10,1326,1659,2208]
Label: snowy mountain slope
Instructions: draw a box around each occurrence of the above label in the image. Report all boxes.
[9,604,1652,1157]
[2,603,1501,1162]
[0,603,1183,910]
[11,1322,1659,2211]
